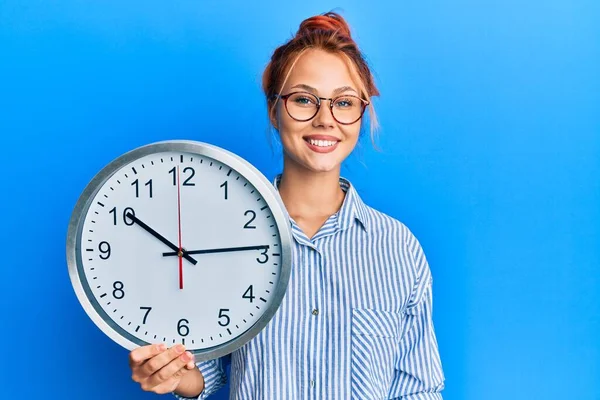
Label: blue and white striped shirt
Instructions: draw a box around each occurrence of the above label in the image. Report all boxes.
[177,175,445,399]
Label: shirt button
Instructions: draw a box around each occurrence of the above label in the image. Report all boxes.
[310,380,315,388]
[312,309,319,316]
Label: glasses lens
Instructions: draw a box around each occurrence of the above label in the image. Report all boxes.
[285,92,319,121]
[331,95,364,124]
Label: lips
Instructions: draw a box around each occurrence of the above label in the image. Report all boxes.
[303,135,340,154]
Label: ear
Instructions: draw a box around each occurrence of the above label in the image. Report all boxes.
[268,102,279,130]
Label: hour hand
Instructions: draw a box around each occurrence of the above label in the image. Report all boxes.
[126,212,198,265]
[162,245,270,257]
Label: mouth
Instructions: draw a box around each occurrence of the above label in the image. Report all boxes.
[303,135,341,153]
[303,135,340,147]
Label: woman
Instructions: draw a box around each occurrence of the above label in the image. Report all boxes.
[129,11,445,399]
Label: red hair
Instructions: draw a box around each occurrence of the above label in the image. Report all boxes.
[262,11,380,138]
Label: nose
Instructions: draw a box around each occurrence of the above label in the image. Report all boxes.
[312,100,335,129]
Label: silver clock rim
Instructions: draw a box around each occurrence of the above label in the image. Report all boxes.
[66,140,293,362]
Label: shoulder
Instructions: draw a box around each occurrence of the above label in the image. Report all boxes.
[361,202,430,266]
[363,204,415,245]
[345,178,423,253]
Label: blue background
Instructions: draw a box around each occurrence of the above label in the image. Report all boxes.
[1,1,598,399]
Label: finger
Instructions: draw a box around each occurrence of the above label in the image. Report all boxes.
[138,344,187,380]
[144,349,194,389]
[129,343,166,368]
[150,366,191,395]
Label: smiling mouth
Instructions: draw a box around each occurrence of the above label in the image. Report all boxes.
[304,138,339,148]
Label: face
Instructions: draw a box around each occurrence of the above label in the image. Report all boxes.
[272,49,364,174]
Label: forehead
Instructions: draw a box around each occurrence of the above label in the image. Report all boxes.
[283,49,360,94]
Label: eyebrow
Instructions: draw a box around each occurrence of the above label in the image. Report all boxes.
[290,84,357,97]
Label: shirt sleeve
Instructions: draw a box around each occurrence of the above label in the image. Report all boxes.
[390,231,446,399]
[173,358,228,400]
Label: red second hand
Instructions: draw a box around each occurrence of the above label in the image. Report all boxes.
[177,165,183,290]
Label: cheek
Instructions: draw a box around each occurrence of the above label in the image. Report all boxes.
[343,126,361,144]
[275,106,292,133]
[278,119,309,143]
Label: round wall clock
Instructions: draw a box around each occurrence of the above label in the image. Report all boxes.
[66,140,293,362]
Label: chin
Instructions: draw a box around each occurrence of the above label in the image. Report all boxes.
[302,159,343,173]
[283,146,347,174]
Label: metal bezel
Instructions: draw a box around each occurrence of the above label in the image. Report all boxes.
[66,140,293,362]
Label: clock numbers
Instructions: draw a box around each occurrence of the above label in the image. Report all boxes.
[109,207,135,226]
[168,167,176,185]
[140,307,152,324]
[256,248,269,264]
[123,208,135,225]
[218,309,231,326]
[242,285,255,302]
[178,319,190,336]
[169,166,195,186]
[98,241,111,259]
[220,181,228,200]
[182,167,195,186]
[244,210,257,229]
[75,149,286,351]
[132,179,153,198]
[112,281,124,299]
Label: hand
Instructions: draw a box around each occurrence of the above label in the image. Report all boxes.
[126,212,198,265]
[163,244,270,257]
[129,343,196,395]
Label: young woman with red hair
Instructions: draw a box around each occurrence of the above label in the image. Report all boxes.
[129,11,445,399]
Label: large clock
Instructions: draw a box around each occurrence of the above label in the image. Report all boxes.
[66,140,293,362]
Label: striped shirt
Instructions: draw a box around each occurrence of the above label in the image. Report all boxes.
[176,175,445,399]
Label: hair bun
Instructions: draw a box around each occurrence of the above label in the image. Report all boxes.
[297,11,352,38]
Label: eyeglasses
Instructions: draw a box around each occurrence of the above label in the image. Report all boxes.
[273,91,369,125]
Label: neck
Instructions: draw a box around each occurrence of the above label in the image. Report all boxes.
[277,157,346,219]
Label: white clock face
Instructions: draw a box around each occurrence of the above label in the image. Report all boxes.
[73,148,287,356]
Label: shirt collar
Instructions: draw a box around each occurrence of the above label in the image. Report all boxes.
[272,174,369,233]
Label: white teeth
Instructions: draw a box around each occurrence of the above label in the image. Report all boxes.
[308,139,336,147]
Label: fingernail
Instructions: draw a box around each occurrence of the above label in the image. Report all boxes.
[158,344,166,351]
[175,344,185,353]
[181,351,193,361]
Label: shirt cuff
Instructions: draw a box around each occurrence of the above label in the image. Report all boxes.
[173,360,227,400]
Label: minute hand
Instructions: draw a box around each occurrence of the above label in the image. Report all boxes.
[162,245,270,257]
[126,212,198,265]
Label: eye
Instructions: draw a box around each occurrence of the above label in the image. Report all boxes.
[292,95,317,106]
[295,97,310,104]
[334,96,355,108]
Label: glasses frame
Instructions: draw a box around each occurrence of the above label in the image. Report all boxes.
[273,91,370,125]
